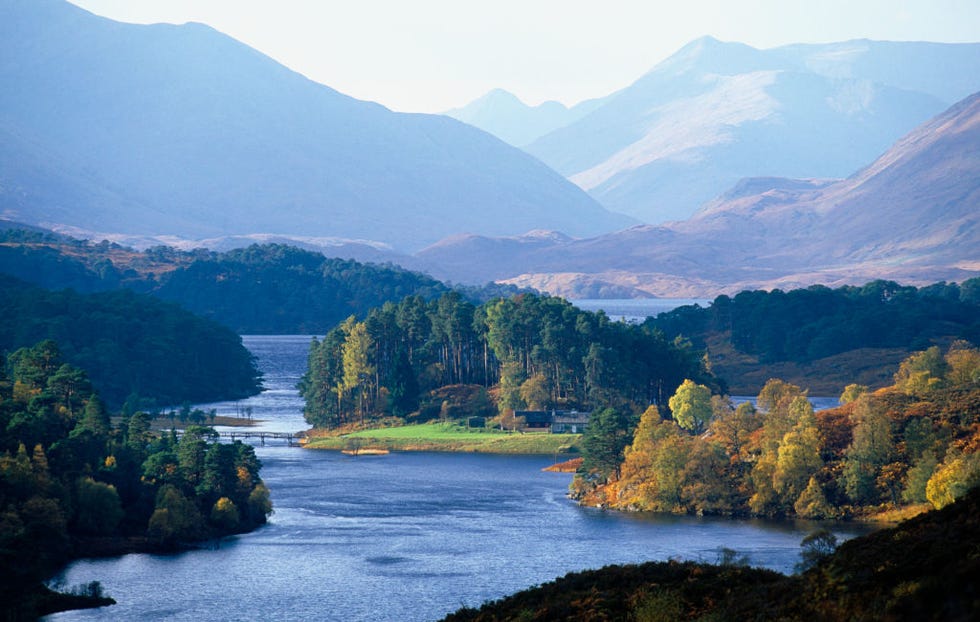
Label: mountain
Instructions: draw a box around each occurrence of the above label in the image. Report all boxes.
[681,90,980,272]
[522,37,980,223]
[416,91,980,297]
[0,0,632,252]
[443,88,606,147]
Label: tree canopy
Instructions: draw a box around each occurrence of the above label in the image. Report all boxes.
[576,343,980,519]
[300,292,714,429]
[0,342,272,617]
[0,233,524,334]
[0,275,261,408]
[647,280,980,365]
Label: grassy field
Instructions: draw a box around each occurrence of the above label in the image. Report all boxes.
[304,421,583,455]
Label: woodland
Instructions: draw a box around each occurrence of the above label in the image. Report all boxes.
[0,341,273,618]
[0,273,261,408]
[299,292,715,429]
[649,279,980,364]
[575,343,980,520]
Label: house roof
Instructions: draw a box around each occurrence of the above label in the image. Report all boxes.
[553,413,590,424]
[515,410,592,425]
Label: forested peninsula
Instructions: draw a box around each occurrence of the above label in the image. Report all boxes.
[298,285,980,525]
[1,262,273,617]
[0,342,273,618]
[575,343,980,520]
[299,292,715,430]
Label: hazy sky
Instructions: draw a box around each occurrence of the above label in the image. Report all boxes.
[69,0,980,113]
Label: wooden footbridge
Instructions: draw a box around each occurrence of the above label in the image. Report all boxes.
[171,428,307,446]
[216,431,306,446]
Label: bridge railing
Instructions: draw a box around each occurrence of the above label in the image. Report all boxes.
[174,429,306,446]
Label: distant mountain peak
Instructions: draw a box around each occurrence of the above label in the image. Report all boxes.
[444,87,599,147]
[473,88,524,106]
[526,38,977,224]
[679,35,728,52]
[652,36,771,77]
[420,90,980,296]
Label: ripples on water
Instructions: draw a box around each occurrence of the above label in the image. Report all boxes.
[47,334,865,622]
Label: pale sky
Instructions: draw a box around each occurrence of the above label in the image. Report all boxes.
[68,0,980,113]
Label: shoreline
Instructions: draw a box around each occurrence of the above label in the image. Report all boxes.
[26,527,269,618]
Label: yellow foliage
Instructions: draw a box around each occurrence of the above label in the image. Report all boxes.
[794,476,833,519]
[12,380,40,403]
[946,345,980,387]
[926,450,980,509]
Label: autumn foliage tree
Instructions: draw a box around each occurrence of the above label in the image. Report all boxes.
[668,380,712,433]
[576,343,980,518]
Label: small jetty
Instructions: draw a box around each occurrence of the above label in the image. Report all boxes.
[342,448,390,456]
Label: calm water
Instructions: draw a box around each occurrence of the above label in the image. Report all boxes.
[48,334,864,622]
[571,298,712,323]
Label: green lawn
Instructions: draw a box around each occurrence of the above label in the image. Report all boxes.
[304,421,582,455]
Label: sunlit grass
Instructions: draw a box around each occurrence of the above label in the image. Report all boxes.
[304,421,582,455]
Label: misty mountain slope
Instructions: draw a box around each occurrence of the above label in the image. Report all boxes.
[418,92,980,296]
[0,0,631,251]
[777,39,980,103]
[686,90,980,268]
[521,37,979,224]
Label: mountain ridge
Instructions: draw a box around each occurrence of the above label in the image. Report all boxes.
[448,37,980,224]
[444,88,608,147]
[417,91,980,297]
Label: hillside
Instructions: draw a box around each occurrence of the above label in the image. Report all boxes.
[0,274,261,407]
[0,234,486,334]
[518,37,980,223]
[646,281,980,393]
[676,90,980,275]
[0,0,631,251]
[442,485,980,621]
[416,91,980,297]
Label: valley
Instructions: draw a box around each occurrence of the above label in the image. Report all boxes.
[1,1,978,619]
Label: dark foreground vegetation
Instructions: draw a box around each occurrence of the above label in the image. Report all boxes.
[0,230,521,334]
[444,484,980,621]
[0,342,273,619]
[0,274,261,409]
